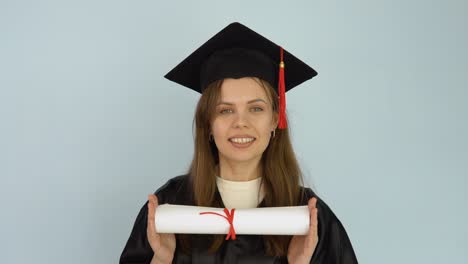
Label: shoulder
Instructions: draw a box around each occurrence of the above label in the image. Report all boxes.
[300,186,358,262]
[120,175,191,263]
[153,174,192,205]
[299,186,344,226]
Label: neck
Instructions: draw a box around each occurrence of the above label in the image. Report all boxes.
[217,157,262,182]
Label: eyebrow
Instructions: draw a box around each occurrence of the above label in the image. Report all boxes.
[216,99,268,106]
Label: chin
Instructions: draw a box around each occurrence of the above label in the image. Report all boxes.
[219,151,263,164]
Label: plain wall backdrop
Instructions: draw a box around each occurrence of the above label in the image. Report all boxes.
[1,0,467,263]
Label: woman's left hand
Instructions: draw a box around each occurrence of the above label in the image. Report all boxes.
[287,197,319,264]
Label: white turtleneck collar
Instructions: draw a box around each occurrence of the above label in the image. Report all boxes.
[216,176,265,209]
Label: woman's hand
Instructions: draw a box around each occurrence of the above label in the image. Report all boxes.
[147,194,176,264]
[287,197,319,264]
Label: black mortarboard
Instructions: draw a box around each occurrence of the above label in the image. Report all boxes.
[164,22,317,129]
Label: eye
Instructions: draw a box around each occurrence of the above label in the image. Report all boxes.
[251,107,264,112]
[220,108,233,114]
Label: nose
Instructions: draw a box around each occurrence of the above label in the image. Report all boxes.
[232,111,249,128]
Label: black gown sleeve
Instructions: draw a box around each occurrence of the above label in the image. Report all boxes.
[304,189,358,264]
[120,176,186,264]
[120,201,154,264]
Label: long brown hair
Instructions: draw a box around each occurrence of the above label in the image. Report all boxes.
[180,77,305,256]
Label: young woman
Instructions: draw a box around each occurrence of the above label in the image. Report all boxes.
[120,22,358,264]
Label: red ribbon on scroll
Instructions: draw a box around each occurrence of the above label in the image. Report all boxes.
[199,208,237,240]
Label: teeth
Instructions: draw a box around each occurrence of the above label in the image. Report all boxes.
[230,137,255,144]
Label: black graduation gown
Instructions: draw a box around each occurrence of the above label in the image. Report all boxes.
[120,175,358,264]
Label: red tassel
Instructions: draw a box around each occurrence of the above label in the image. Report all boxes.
[278,47,287,129]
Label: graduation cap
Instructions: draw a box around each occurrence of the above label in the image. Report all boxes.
[164,22,317,129]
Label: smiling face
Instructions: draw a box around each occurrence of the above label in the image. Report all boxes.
[210,77,278,165]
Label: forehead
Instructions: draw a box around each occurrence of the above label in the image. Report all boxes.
[219,78,269,102]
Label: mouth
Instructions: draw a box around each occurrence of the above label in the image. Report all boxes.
[228,137,256,148]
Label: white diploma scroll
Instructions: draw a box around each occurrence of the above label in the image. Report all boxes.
[155,204,310,236]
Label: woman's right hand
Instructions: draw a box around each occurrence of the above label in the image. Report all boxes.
[147,194,176,264]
